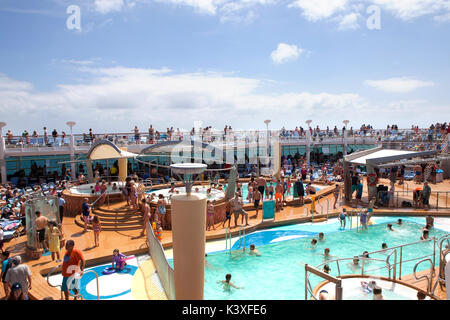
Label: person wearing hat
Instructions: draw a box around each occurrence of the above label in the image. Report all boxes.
[5,256,32,300]
[7,282,24,300]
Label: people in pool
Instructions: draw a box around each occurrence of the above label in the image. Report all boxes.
[322,248,334,261]
[248,244,261,256]
[310,238,318,248]
[322,265,331,274]
[421,229,429,240]
[347,256,361,271]
[397,219,402,225]
[372,286,384,300]
[387,223,394,231]
[112,249,127,271]
[339,209,347,228]
[318,233,325,241]
[217,274,242,291]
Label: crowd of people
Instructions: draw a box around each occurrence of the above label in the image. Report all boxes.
[4,122,449,147]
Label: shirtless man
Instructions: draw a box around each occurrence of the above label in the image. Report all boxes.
[256,176,266,200]
[35,211,49,251]
[140,199,151,237]
[275,181,283,211]
[248,244,261,256]
[253,188,262,219]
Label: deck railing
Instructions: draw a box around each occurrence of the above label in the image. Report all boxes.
[146,221,175,300]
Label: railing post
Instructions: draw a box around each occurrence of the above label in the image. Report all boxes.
[399,246,403,280]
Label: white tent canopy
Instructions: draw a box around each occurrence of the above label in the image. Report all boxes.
[346,148,437,166]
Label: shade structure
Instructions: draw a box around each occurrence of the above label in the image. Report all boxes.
[86,140,138,161]
[347,148,437,166]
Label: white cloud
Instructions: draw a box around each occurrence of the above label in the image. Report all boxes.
[288,0,349,21]
[0,67,370,132]
[371,0,450,21]
[94,0,125,14]
[336,12,360,29]
[364,77,436,93]
[271,43,304,64]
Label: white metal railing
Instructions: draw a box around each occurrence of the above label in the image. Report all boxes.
[414,259,434,294]
[146,221,175,299]
[46,265,100,300]
[225,227,232,253]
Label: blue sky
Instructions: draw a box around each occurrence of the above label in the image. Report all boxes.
[0,0,449,134]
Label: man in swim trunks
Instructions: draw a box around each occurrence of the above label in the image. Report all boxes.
[231,196,249,227]
[140,199,151,237]
[351,173,359,200]
[295,177,305,205]
[81,198,91,233]
[253,188,261,219]
[222,200,232,229]
[35,211,48,251]
[275,181,283,211]
[256,176,266,200]
[422,182,431,210]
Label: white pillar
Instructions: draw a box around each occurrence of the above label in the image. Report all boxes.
[171,193,206,300]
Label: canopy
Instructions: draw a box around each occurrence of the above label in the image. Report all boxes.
[87,140,138,161]
[346,148,437,166]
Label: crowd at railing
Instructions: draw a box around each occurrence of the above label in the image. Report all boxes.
[3,122,449,149]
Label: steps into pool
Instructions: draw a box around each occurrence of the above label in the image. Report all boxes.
[74,205,144,231]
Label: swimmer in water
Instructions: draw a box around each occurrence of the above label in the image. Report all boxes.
[372,286,384,300]
[387,223,394,231]
[217,274,242,290]
[339,208,347,229]
[397,219,402,225]
[248,244,261,256]
[318,232,325,241]
[347,256,361,271]
[323,264,331,274]
[310,238,318,249]
[421,229,429,240]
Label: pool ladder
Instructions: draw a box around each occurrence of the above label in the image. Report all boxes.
[47,265,100,300]
[224,226,247,253]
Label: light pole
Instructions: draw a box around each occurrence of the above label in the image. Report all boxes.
[66,121,76,181]
[343,120,350,155]
[0,122,7,183]
[305,120,312,170]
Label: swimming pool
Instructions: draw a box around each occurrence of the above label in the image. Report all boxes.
[188,216,449,300]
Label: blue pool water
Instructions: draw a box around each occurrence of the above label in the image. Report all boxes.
[194,216,448,300]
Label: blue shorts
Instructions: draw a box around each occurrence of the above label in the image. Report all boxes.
[61,276,80,292]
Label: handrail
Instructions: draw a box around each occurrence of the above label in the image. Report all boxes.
[225,227,232,253]
[46,266,100,300]
[238,226,246,250]
[413,258,434,294]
